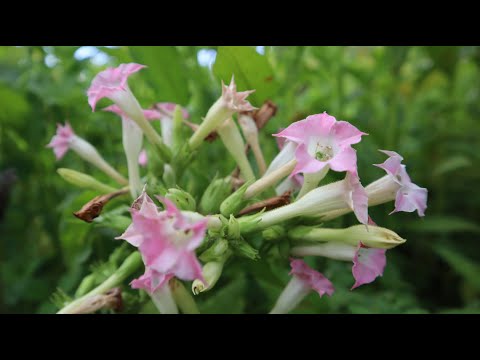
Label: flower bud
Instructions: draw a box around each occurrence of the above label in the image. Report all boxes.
[200,238,230,262]
[288,224,406,250]
[165,187,196,211]
[262,225,286,242]
[199,175,233,214]
[220,179,254,217]
[57,168,118,193]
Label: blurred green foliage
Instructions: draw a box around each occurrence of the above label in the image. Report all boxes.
[1,46,479,314]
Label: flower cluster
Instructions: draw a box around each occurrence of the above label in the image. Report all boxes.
[49,62,428,314]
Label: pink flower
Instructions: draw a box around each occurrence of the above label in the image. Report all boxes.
[221,76,256,112]
[374,150,428,216]
[46,122,75,160]
[87,63,146,111]
[270,258,334,313]
[351,243,386,290]
[289,259,335,297]
[274,130,303,192]
[274,112,367,176]
[155,102,189,120]
[116,190,207,282]
[130,267,173,293]
[138,150,148,167]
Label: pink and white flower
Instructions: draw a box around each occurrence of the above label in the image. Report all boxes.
[274,112,367,177]
[116,190,207,282]
[270,259,334,314]
[87,63,145,111]
[47,122,127,185]
[152,102,189,148]
[372,150,428,216]
[47,122,75,160]
[221,76,256,113]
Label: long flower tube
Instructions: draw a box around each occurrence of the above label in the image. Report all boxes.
[87,63,171,162]
[47,122,128,185]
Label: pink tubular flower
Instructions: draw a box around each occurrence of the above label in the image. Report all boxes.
[47,122,75,160]
[351,243,386,290]
[270,258,334,314]
[138,149,148,167]
[116,189,208,282]
[289,259,335,297]
[87,63,146,111]
[373,150,428,216]
[274,112,367,176]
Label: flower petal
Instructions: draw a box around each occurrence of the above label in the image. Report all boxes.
[289,258,335,297]
[392,183,428,217]
[291,143,326,175]
[351,244,386,290]
[328,146,358,173]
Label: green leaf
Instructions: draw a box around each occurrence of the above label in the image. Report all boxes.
[433,155,472,176]
[407,216,480,234]
[213,46,278,105]
[434,244,480,291]
[128,46,189,104]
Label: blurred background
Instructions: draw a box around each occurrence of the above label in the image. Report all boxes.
[0,46,479,314]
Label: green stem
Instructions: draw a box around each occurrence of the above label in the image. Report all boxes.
[57,252,142,314]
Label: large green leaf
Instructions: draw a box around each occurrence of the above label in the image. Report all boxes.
[128,46,189,105]
[213,46,278,106]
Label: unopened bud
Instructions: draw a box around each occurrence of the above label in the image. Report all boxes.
[57,168,118,193]
[199,175,233,214]
[165,187,196,211]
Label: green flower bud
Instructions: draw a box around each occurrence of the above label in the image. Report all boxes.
[165,187,196,211]
[288,224,406,249]
[227,215,240,239]
[57,168,118,193]
[200,238,230,262]
[231,237,260,260]
[262,225,286,242]
[220,180,254,217]
[199,175,233,214]
[192,249,232,294]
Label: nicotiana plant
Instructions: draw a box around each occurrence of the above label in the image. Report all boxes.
[49,63,428,314]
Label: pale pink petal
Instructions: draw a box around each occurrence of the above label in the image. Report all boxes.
[368,216,377,226]
[171,251,204,282]
[46,122,75,160]
[142,109,162,120]
[87,63,145,111]
[375,150,428,216]
[221,76,256,112]
[115,223,143,247]
[147,244,181,272]
[290,259,334,297]
[332,120,368,146]
[274,112,336,144]
[392,184,428,217]
[131,268,173,293]
[138,149,148,167]
[328,146,358,173]
[345,170,368,225]
[291,144,327,176]
[351,244,386,290]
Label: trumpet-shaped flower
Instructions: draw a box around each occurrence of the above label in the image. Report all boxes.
[47,122,75,160]
[116,190,207,282]
[47,122,127,185]
[373,150,428,216]
[274,112,366,176]
[87,63,145,111]
[270,259,334,314]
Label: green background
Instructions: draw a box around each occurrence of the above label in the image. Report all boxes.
[0,46,479,314]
